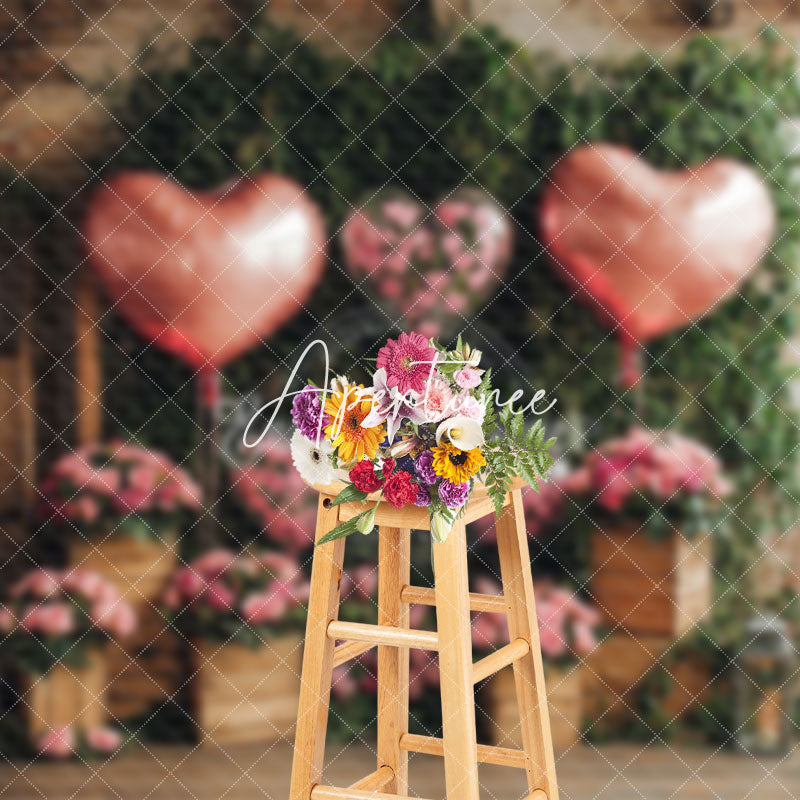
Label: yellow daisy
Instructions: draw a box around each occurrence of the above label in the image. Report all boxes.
[431,443,486,484]
[324,384,384,463]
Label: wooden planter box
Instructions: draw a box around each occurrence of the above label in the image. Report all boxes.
[482,662,582,752]
[193,634,302,747]
[69,533,177,605]
[22,650,106,741]
[583,633,711,725]
[590,527,712,637]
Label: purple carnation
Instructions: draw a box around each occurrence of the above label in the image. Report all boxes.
[291,386,329,441]
[413,484,432,507]
[414,450,437,485]
[438,479,470,509]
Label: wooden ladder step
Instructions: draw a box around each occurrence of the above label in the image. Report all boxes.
[471,637,530,684]
[312,787,434,800]
[348,765,394,791]
[400,585,506,614]
[327,620,439,650]
[399,733,527,769]
[332,640,375,668]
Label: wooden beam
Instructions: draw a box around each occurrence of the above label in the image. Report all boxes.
[399,733,527,770]
[400,585,506,614]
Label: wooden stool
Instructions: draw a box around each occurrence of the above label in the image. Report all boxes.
[289,479,558,800]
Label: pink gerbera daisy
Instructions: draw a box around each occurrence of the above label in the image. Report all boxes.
[376,332,436,395]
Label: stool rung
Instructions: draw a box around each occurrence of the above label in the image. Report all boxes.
[327,620,439,650]
[526,792,547,800]
[332,640,375,668]
[312,787,433,800]
[399,733,527,769]
[400,585,506,614]
[472,637,530,684]
[348,765,394,791]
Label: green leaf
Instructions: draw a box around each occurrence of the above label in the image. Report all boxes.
[330,484,369,506]
[317,509,375,545]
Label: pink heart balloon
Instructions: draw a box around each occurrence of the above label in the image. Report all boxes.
[341,188,512,338]
[541,144,775,347]
[84,172,326,369]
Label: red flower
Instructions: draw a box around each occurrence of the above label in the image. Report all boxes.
[383,471,417,509]
[349,460,383,493]
[381,458,396,478]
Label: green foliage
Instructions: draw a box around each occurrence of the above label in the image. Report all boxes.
[483,409,556,514]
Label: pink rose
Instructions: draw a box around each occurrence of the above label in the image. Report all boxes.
[12,569,61,599]
[241,589,288,624]
[572,621,597,657]
[63,569,104,601]
[86,725,123,754]
[37,727,75,759]
[192,549,236,579]
[106,602,137,638]
[174,568,206,599]
[453,368,482,389]
[205,580,235,612]
[29,603,74,636]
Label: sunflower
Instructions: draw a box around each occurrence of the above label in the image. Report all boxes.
[324,384,385,463]
[431,442,486,484]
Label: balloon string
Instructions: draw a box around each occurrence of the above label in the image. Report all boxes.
[196,368,222,549]
[619,333,642,390]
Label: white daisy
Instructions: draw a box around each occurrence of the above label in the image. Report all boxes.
[290,429,336,485]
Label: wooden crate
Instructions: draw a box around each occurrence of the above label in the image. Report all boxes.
[583,633,711,723]
[22,649,106,741]
[193,634,302,747]
[482,662,583,752]
[590,527,712,637]
[105,604,183,720]
[69,533,177,605]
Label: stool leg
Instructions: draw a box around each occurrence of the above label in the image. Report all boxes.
[495,489,559,800]
[289,496,346,800]
[377,526,411,794]
[433,518,480,800]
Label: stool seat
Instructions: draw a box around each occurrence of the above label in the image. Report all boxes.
[289,482,559,800]
[307,476,528,529]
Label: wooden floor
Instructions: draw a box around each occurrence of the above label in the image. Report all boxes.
[0,741,798,800]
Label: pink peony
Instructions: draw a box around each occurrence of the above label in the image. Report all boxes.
[376,332,436,395]
[453,368,482,389]
[86,725,123,753]
[37,727,75,759]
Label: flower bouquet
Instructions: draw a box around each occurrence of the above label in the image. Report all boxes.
[288,332,556,543]
[0,568,137,674]
[39,442,202,542]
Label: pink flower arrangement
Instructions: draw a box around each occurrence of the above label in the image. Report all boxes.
[161,548,309,645]
[3,567,137,674]
[469,576,600,662]
[39,441,202,542]
[562,427,732,535]
[230,437,318,554]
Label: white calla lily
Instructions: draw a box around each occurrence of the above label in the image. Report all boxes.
[435,415,485,450]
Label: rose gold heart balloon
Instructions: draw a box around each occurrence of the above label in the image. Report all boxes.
[541,144,775,383]
[341,187,512,338]
[84,172,326,369]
